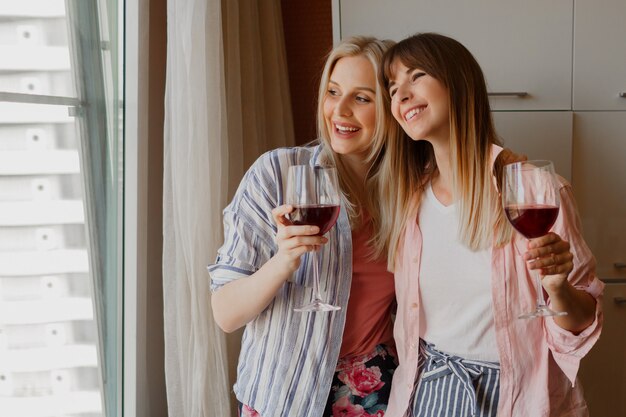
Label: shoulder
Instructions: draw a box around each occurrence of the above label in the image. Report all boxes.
[230,145,321,207]
[248,145,320,177]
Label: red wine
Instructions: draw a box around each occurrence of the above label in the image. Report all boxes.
[505,204,559,238]
[288,204,340,235]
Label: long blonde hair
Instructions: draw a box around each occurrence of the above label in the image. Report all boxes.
[317,36,401,259]
[379,33,513,269]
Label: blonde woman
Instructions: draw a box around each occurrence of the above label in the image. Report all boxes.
[209,37,401,417]
[380,33,603,417]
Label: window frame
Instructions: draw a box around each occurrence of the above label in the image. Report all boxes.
[0,0,124,415]
[123,0,167,415]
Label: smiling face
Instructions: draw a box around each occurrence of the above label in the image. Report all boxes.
[322,55,377,160]
[388,59,450,145]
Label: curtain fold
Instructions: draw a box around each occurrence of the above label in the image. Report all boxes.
[223,0,295,183]
[163,0,294,416]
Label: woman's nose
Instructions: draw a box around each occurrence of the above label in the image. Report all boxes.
[335,97,352,116]
[393,83,411,103]
[395,85,410,103]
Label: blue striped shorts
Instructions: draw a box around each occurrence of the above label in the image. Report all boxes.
[410,340,500,417]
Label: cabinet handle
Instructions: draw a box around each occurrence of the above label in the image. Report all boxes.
[620,92,626,98]
[615,297,626,306]
[488,92,529,98]
[615,262,626,269]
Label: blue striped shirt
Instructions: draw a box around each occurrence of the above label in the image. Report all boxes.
[208,145,353,417]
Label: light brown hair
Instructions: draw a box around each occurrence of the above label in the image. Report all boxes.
[317,36,401,259]
[379,33,513,268]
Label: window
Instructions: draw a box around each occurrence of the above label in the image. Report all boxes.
[0,0,122,416]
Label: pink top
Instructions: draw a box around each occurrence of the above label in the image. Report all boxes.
[340,219,395,358]
[386,146,605,417]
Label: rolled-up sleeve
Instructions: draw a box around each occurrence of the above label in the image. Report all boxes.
[208,212,275,291]
[207,155,279,292]
[545,181,605,384]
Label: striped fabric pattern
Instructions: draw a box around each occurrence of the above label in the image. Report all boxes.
[411,341,500,417]
[208,145,354,417]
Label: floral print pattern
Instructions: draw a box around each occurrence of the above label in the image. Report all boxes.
[337,364,385,397]
[331,396,386,417]
[327,344,397,417]
[238,344,397,417]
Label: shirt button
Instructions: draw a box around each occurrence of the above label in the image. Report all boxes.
[411,302,418,309]
[413,256,419,263]
[410,342,416,349]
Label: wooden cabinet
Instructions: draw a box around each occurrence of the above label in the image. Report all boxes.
[572,112,626,281]
[492,112,572,181]
[579,282,626,417]
[573,0,626,110]
[336,0,573,110]
[334,2,626,413]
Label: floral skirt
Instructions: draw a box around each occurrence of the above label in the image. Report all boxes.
[238,343,398,417]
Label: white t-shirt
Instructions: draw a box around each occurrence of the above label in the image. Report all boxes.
[418,183,499,362]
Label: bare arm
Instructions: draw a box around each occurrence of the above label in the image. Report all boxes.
[211,205,326,333]
[525,232,596,334]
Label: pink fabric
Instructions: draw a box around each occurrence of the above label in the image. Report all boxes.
[240,404,261,417]
[386,146,604,417]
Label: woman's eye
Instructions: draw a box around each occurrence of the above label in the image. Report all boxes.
[356,96,371,103]
[389,88,397,98]
[411,72,425,82]
[327,89,339,96]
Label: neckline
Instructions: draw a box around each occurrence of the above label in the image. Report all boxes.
[426,182,456,213]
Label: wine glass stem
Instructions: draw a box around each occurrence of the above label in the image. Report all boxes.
[532,267,548,309]
[312,249,322,301]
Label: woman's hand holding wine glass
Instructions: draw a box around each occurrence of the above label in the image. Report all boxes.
[524,236,575,326]
[285,165,342,312]
[524,232,574,292]
[503,160,569,319]
[271,204,328,276]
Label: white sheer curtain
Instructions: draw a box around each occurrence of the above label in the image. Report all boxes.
[163,0,294,416]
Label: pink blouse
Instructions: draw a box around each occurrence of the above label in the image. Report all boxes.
[386,146,604,417]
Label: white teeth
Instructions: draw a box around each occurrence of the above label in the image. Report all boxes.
[335,124,359,132]
[405,106,425,121]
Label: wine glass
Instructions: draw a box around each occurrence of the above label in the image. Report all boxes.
[502,160,567,319]
[286,165,341,312]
